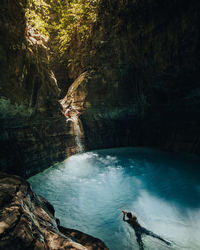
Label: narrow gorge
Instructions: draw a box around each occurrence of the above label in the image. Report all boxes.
[0,0,200,249]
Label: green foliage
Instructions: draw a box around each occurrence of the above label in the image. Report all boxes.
[26,0,50,36]
[26,0,100,55]
[52,0,99,56]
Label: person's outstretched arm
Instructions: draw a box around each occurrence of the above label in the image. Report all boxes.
[122,210,128,221]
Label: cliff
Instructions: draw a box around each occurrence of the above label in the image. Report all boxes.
[62,0,200,154]
[0,0,78,177]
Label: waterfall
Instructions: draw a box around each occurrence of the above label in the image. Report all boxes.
[63,105,85,153]
[72,116,85,153]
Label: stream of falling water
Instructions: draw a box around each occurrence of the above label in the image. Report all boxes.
[73,116,84,153]
[28,147,200,250]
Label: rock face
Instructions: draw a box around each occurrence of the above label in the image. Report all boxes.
[0,0,78,177]
[0,172,108,250]
[62,0,200,155]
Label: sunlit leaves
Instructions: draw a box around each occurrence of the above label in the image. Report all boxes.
[55,0,99,55]
[26,0,100,55]
[26,0,50,36]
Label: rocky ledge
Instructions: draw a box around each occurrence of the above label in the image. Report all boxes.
[0,172,108,250]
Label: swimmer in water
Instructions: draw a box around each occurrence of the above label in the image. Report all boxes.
[122,210,171,250]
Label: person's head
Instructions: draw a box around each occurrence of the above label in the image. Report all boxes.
[127,212,132,219]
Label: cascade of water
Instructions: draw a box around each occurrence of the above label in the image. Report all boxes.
[62,104,85,153]
[72,116,85,153]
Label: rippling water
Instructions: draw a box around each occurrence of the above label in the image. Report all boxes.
[28,147,200,250]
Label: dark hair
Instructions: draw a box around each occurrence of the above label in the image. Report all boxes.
[127,212,132,218]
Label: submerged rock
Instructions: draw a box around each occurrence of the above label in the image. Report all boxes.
[0,172,108,250]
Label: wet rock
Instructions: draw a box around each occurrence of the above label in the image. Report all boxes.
[0,172,108,250]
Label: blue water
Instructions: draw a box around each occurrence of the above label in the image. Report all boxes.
[28,147,200,250]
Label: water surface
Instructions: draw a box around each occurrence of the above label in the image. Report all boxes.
[28,147,200,250]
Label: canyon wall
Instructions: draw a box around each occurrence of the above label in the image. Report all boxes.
[62,0,200,155]
[0,0,77,177]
